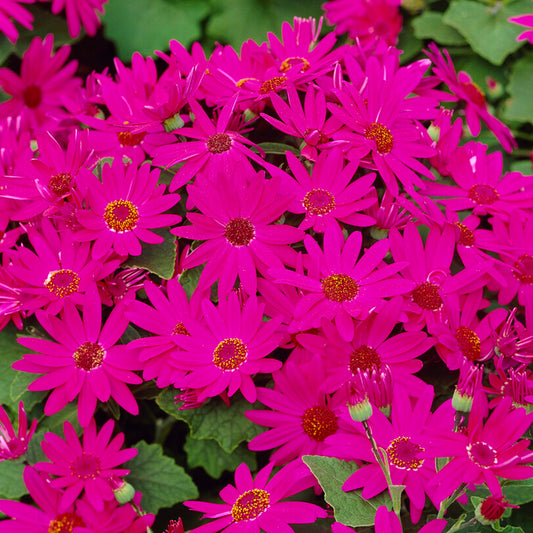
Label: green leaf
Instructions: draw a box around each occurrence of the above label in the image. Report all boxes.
[206,0,324,49]
[502,479,533,505]
[504,55,533,125]
[157,388,263,453]
[0,460,27,499]
[256,142,299,156]
[0,325,30,409]
[9,370,46,412]
[397,24,423,63]
[102,0,209,60]
[124,227,177,280]
[125,441,198,513]
[302,455,391,527]
[184,436,257,479]
[411,11,467,45]
[443,1,529,65]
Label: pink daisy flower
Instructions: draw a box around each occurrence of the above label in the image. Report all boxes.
[172,170,303,298]
[75,159,181,259]
[14,284,143,427]
[281,148,376,232]
[35,418,137,512]
[421,394,533,502]
[0,34,81,132]
[0,401,37,461]
[245,354,343,465]
[184,461,327,533]
[0,0,35,44]
[173,292,283,403]
[50,0,108,39]
[270,224,413,341]
[0,466,85,532]
[509,11,533,43]
[425,43,517,152]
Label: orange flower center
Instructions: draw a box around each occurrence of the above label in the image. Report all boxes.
[259,76,287,95]
[301,405,339,441]
[455,222,475,246]
[206,133,232,154]
[411,281,442,310]
[213,338,247,371]
[104,199,139,232]
[73,341,105,371]
[387,436,425,470]
[321,274,359,302]
[349,345,381,373]
[231,488,270,522]
[365,122,393,154]
[224,217,255,246]
[456,326,481,361]
[172,322,190,335]
[280,56,310,73]
[302,189,336,216]
[48,512,84,533]
[117,131,146,146]
[44,269,80,298]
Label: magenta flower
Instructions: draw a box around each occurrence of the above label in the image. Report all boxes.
[426,43,517,152]
[76,158,181,259]
[50,0,108,39]
[281,148,376,232]
[0,466,85,532]
[421,395,533,502]
[172,293,282,403]
[270,224,413,341]
[35,418,137,512]
[509,12,533,43]
[14,284,142,427]
[0,401,37,461]
[0,0,34,44]
[373,505,447,533]
[172,170,303,297]
[0,34,81,132]
[246,354,343,465]
[184,461,327,533]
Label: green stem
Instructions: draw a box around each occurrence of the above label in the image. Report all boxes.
[437,483,467,519]
[154,415,176,446]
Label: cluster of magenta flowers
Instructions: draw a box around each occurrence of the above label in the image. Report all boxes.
[2,1,533,532]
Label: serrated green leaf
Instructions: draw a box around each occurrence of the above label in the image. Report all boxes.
[102,0,209,60]
[443,1,529,65]
[184,436,257,479]
[302,455,391,527]
[124,227,177,280]
[412,11,467,45]
[125,441,198,513]
[157,388,263,453]
[0,325,30,409]
[504,55,533,125]
[206,0,323,49]
[0,460,27,499]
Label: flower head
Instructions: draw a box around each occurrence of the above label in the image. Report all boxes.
[0,401,37,461]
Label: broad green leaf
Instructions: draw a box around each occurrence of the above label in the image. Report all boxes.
[102,0,209,60]
[443,1,529,65]
[504,55,533,125]
[206,0,324,49]
[184,436,257,479]
[0,325,29,409]
[0,460,27,499]
[125,441,198,513]
[9,370,45,412]
[157,388,263,453]
[302,455,391,527]
[411,11,467,45]
[502,479,533,505]
[397,24,422,63]
[124,227,177,280]
[256,142,299,156]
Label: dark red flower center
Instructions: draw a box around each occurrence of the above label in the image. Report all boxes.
[104,199,139,232]
[172,322,190,335]
[456,326,481,361]
[73,342,105,371]
[231,488,270,522]
[349,345,381,373]
[460,81,486,107]
[455,222,475,246]
[302,188,336,216]
[206,133,232,154]
[23,84,42,109]
[365,122,393,154]
[259,76,287,94]
[49,173,73,196]
[468,184,499,205]
[44,269,80,298]
[387,436,425,470]
[513,254,533,285]
[301,405,339,441]
[321,273,359,302]
[213,338,247,371]
[411,281,442,310]
[71,453,101,479]
[117,131,146,146]
[48,512,84,533]
[480,495,510,521]
[467,441,498,467]
[224,217,255,246]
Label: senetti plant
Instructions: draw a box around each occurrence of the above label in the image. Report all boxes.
[2,0,533,532]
